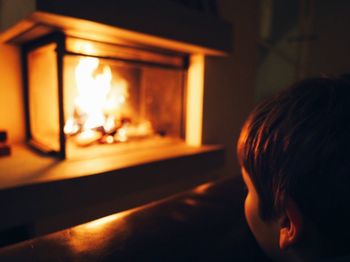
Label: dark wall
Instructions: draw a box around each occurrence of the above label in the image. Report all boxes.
[256,0,350,100]
[203,0,259,177]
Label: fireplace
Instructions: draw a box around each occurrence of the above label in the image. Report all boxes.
[24,33,186,159]
[0,0,232,245]
[0,0,232,160]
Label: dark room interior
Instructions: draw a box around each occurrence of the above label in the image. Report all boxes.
[0,0,349,261]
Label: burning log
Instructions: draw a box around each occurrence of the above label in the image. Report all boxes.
[99,135,115,144]
[113,121,154,143]
[75,130,102,147]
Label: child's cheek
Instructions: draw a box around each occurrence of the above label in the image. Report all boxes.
[244,193,258,232]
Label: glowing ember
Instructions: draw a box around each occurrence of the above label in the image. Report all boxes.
[75,130,102,147]
[64,117,79,135]
[115,127,127,142]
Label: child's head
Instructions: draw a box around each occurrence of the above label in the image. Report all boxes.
[237,77,350,261]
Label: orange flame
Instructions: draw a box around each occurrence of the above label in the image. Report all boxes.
[64,56,128,135]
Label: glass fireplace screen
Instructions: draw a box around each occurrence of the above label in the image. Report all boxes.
[24,33,187,159]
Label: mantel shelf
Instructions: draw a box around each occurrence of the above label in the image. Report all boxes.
[0,140,223,191]
[0,140,224,243]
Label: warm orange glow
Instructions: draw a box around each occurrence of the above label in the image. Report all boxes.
[71,41,95,55]
[84,212,126,230]
[183,198,198,206]
[194,182,212,194]
[30,12,227,56]
[28,43,60,151]
[0,44,24,143]
[65,56,128,132]
[67,211,132,254]
[64,50,155,147]
[63,51,136,145]
[186,55,205,146]
[0,20,34,43]
[75,130,102,147]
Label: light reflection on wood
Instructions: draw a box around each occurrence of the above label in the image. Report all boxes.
[68,209,134,253]
[194,183,212,194]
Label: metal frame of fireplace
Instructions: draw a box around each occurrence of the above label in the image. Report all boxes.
[22,32,66,158]
[22,31,188,158]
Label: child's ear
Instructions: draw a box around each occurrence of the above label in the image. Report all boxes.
[279,199,303,250]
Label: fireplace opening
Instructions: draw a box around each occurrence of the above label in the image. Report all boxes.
[24,33,187,159]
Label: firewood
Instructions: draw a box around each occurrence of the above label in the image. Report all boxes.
[75,130,102,147]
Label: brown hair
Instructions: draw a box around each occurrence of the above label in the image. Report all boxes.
[237,77,350,256]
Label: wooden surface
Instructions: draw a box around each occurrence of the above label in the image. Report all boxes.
[0,175,270,261]
[0,139,221,190]
[0,140,224,241]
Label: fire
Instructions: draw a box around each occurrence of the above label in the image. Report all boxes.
[64,55,153,146]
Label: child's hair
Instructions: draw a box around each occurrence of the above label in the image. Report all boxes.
[237,77,350,256]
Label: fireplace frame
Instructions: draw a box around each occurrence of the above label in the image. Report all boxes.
[22,31,188,159]
[22,32,66,158]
